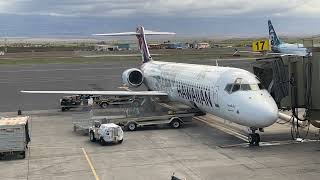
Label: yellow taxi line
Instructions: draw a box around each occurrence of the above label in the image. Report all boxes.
[81,148,100,180]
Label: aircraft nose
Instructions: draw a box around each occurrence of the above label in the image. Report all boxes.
[257,102,279,127]
[239,94,279,128]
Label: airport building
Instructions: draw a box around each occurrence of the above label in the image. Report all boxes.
[195,42,210,49]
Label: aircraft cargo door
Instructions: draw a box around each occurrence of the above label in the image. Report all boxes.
[214,86,220,108]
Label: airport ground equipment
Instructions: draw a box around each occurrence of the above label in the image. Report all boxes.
[72,97,201,132]
[108,111,196,131]
[0,116,30,159]
[73,109,197,132]
[89,122,123,145]
[252,44,320,135]
[72,111,126,133]
[60,95,92,111]
[92,95,145,109]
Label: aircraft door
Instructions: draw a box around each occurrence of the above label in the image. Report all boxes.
[214,86,220,108]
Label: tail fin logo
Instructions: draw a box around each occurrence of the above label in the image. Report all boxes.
[268,20,281,46]
[136,27,152,64]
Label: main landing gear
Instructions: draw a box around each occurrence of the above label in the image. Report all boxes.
[248,128,260,146]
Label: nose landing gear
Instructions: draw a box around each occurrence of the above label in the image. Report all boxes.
[248,128,260,146]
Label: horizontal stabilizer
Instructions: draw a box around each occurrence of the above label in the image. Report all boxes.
[21,90,168,96]
[93,30,176,36]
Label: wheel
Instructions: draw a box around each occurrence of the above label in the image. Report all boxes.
[255,133,260,145]
[100,102,108,109]
[89,131,96,142]
[170,118,181,129]
[99,137,106,146]
[20,151,26,159]
[248,133,260,146]
[73,125,77,132]
[118,139,123,144]
[127,122,137,131]
[61,107,66,111]
[132,100,140,107]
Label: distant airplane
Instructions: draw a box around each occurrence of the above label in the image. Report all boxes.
[21,27,279,146]
[234,20,310,57]
[268,20,309,56]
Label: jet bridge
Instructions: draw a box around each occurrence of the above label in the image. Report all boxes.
[251,44,320,131]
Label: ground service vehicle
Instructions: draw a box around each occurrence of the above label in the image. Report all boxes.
[89,122,124,145]
[60,95,92,111]
[0,116,30,159]
[93,96,143,109]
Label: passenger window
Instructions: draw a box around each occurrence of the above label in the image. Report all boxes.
[224,84,232,92]
[232,84,240,92]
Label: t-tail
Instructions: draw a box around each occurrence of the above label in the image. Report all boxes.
[136,26,152,63]
[268,20,281,46]
[93,27,175,64]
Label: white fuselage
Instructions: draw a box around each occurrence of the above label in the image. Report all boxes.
[141,61,279,128]
[272,43,308,56]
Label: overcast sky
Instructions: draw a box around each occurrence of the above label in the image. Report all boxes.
[0,0,319,37]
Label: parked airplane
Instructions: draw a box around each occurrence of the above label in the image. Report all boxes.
[268,20,309,56]
[234,20,310,57]
[22,27,279,146]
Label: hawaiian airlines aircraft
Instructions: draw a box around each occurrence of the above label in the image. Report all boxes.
[22,27,279,146]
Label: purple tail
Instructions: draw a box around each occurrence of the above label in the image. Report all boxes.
[136,26,152,63]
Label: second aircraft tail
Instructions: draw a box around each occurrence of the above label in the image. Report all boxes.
[268,20,281,46]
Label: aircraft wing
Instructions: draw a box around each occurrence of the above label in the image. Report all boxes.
[93,30,176,36]
[21,90,168,96]
[235,50,297,56]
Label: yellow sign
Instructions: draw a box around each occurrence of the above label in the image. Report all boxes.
[252,39,270,52]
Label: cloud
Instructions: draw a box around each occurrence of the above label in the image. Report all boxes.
[0,0,318,18]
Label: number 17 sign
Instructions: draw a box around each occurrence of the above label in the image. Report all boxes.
[252,39,270,52]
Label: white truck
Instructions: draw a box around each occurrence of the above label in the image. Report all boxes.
[89,122,124,145]
[0,116,30,159]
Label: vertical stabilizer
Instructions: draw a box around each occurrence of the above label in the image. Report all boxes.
[136,26,152,63]
[268,20,281,46]
[93,28,175,64]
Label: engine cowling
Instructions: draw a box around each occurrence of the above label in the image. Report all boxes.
[122,68,144,87]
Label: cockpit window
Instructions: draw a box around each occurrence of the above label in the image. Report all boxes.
[232,84,240,92]
[240,84,250,90]
[240,84,259,91]
[225,79,262,93]
[224,84,232,92]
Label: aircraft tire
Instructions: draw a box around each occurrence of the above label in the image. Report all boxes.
[89,131,96,142]
[248,133,260,146]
